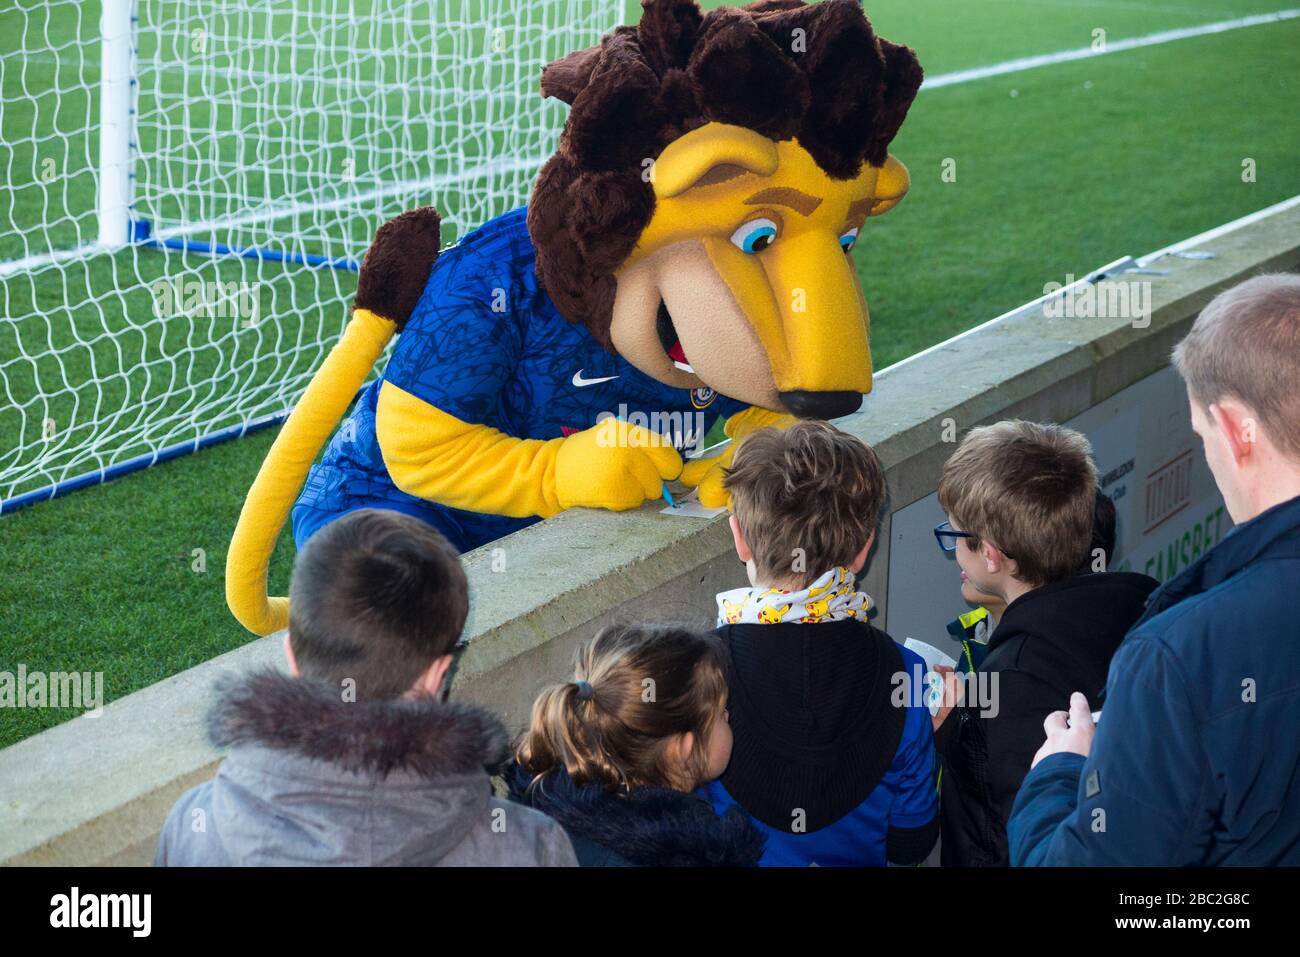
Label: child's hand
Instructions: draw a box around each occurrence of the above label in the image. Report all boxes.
[931,664,963,731]
[1030,692,1096,768]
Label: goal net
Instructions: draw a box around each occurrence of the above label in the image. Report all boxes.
[0,0,620,510]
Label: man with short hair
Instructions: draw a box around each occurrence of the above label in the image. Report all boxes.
[156,509,577,867]
[1010,273,1300,865]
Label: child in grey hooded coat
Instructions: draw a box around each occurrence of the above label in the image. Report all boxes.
[155,508,574,867]
[156,669,575,866]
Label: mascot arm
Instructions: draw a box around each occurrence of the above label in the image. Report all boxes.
[377,380,683,517]
[679,406,795,507]
[377,380,563,517]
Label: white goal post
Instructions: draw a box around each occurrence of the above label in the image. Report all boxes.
[97,0,135,249]
[0,0,621,511]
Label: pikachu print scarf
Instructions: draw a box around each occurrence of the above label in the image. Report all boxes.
[716,566,872,626]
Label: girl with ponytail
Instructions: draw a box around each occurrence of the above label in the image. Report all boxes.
[506,623,764,867]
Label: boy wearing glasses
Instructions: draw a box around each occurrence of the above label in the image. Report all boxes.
[931,421,1155,866]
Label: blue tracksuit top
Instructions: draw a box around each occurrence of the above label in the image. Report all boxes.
[291,206,746,552]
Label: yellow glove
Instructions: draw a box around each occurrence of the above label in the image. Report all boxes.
[379,382,683,517]
[679,407,795,508]
[555,416,683,511]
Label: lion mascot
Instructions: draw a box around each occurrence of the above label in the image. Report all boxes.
[227,0,922,634]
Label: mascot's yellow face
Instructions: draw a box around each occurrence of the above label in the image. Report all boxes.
[610,122,909,419]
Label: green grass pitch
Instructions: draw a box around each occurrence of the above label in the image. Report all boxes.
[1,0,1298,746]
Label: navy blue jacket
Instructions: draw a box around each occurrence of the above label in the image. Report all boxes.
[504,762,765,867]
[1009,494,1300,865]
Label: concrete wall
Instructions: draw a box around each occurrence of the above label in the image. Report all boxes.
[3,202,1297,866]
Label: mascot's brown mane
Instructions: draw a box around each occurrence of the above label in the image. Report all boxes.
[527,0,922,351]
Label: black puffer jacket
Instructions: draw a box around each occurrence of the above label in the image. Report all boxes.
[937,571,1157,866]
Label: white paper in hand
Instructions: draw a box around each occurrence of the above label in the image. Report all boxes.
[903,638,958,717]
[902,637,957,671]
[659,487,728,518]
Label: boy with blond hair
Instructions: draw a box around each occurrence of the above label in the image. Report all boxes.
[932,420,1155,866]
[705,420,938,866]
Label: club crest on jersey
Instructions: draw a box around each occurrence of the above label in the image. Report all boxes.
[690,386,716,409]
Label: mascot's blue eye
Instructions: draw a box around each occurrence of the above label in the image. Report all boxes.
[730,218,778,254]
[839,227,860,253]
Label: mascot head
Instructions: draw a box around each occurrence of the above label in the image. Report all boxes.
[528,0,922,419]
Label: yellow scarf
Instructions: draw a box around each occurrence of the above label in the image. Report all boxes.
[715,566,872,626]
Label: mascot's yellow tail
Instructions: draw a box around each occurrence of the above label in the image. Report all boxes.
[225,208,443,635]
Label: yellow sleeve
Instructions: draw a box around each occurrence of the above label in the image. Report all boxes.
[376,380,565,518]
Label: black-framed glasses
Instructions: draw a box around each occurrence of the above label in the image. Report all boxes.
[933,520,1016,561]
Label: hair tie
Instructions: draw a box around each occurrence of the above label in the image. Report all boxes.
[573,680,594,701]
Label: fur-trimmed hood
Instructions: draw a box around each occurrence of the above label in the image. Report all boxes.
[505,762,765,867]
[154,669,580,867]
[208,668,510,777]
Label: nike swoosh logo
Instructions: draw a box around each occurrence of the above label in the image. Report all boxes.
[572,370,620,388]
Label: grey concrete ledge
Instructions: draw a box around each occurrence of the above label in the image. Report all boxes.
[3,202,1298,866]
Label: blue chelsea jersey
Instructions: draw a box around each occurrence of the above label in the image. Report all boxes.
[292,206,747,552]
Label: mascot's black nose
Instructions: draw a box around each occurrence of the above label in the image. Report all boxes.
[779,390,863,419]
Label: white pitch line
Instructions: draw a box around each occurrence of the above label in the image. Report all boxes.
[1,154,548,276]
[0,240,107,280]
[5,8,1298,276]
[921,8,1300,90]
[130,6,1300,249]
[150,154,546,243]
